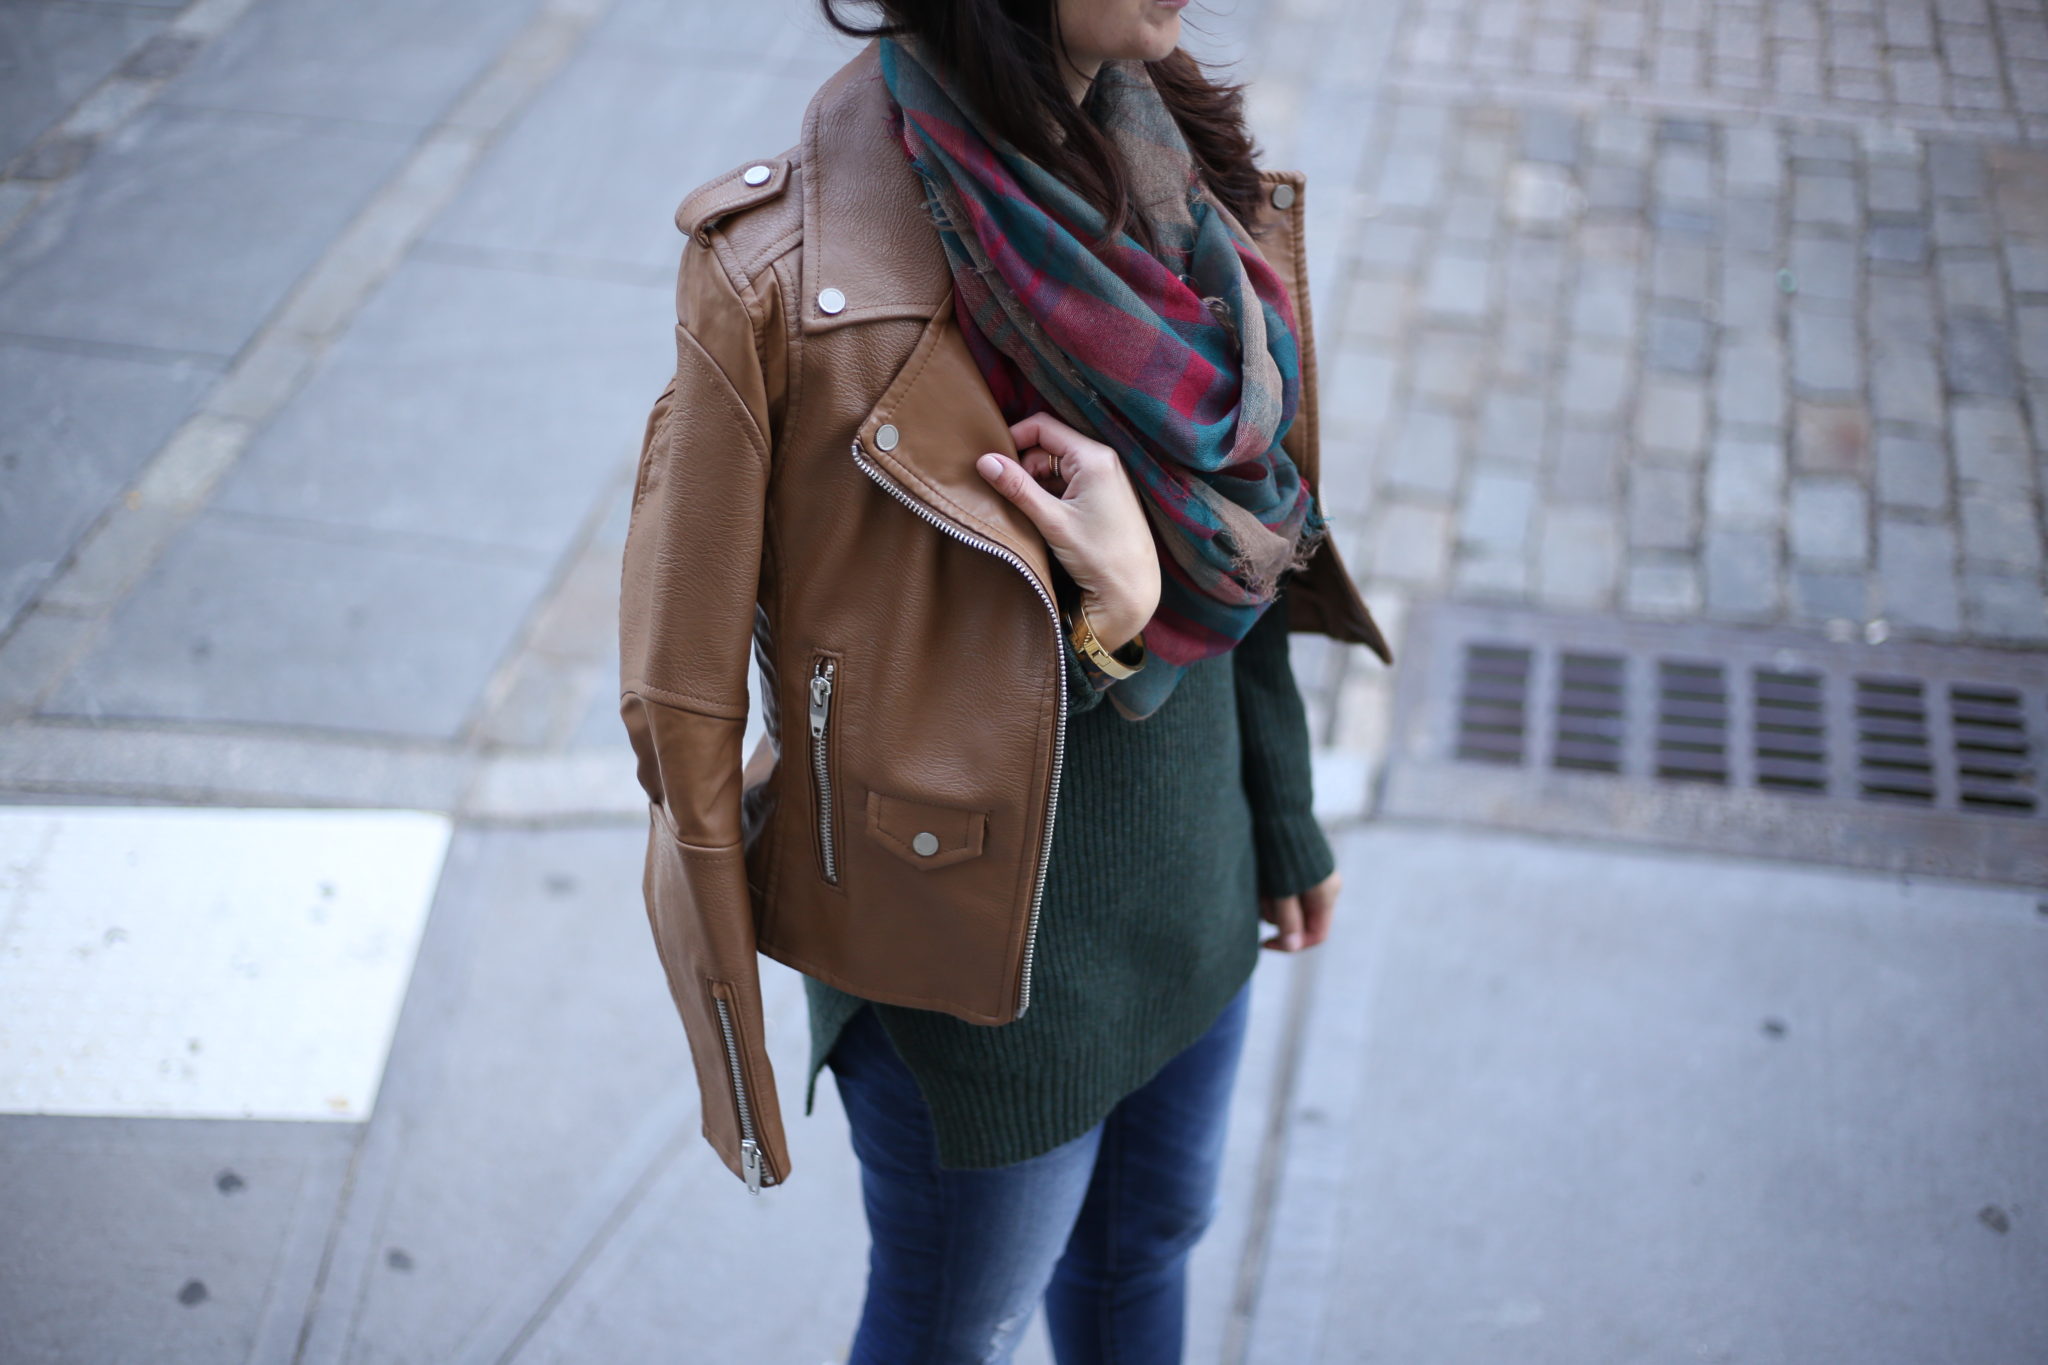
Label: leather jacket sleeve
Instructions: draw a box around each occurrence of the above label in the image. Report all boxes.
[618,231,789,1191]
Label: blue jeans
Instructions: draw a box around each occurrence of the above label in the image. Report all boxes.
[827,978,1253,1365]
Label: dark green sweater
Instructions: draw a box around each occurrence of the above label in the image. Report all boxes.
[800,571,1335,1168]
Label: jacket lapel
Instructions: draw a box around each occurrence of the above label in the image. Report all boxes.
[801,40,1054,591]
[850,300,1057,596]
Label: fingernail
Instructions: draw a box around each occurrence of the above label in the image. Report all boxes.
[1283,932,1302,951]
[976,454,1001,478]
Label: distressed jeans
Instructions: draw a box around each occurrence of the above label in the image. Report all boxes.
[827,977,1253,1365]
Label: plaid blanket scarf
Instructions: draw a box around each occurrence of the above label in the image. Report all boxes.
[878,35,1328,721]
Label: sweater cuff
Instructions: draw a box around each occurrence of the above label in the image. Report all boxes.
[1253,807,1336,900]
[1059,630,1114,713]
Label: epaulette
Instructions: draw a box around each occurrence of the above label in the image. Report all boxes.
[675,156,795,247]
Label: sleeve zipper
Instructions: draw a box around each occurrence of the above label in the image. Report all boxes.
[712,992,771,1194]
[808,655,839,884]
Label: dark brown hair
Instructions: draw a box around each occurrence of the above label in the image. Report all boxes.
[818,0,1267,255]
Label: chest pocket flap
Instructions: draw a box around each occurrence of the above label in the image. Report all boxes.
[865,789,988,871]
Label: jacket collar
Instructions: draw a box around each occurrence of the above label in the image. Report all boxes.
[798,40,951,334]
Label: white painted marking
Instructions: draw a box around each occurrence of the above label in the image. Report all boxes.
[0,806,451,1121]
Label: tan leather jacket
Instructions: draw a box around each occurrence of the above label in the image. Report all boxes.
[618,39,1393,1194]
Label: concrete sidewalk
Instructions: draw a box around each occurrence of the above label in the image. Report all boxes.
[4,819,2040,1363]
[1247,823,2046,1365]
[2,0,2044,1360]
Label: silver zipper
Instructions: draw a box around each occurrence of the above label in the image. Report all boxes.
[849,438,1066,1017]
[713,994,767,1194]
[809,656,839,884]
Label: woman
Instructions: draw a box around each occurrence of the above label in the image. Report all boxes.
[617,0,1393,1359]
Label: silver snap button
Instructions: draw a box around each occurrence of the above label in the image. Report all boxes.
[912,831,939,856]
[875,423,900,452]
[742,163,772,187]
[817,286,847,315]
[1269,182,1296,209]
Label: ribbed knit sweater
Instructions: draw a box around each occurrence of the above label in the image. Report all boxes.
[800,569,1335,1169]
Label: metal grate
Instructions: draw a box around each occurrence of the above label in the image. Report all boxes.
[1390,602,2048,885]
[1754,666,1827,795]
[1454,643,1531,765]
[1553,651,1625,774]
[1952,683,2037,817]
[1855,675,1936,806]
[1655,658,1730,785]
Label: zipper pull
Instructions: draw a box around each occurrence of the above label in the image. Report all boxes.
[741,1137,763,1195]
[808,659,835,739]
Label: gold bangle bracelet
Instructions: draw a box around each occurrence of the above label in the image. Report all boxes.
[1070,599,1146,680]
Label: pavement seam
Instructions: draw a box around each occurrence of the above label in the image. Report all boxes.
[1238,824,1397,1365]
[446,1090,696,1365]
[1221,946,1321,1365]
[0,720,476,811]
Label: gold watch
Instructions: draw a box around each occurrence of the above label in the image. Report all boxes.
[1068,598,1147,679]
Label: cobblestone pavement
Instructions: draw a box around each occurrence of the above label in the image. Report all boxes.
[1272,0,2048,771]
[1331,102,2047,631]
[1397,0,2048,140]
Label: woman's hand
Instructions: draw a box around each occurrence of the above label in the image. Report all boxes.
[1259,868,1340,952]
[975,413,1161,652]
